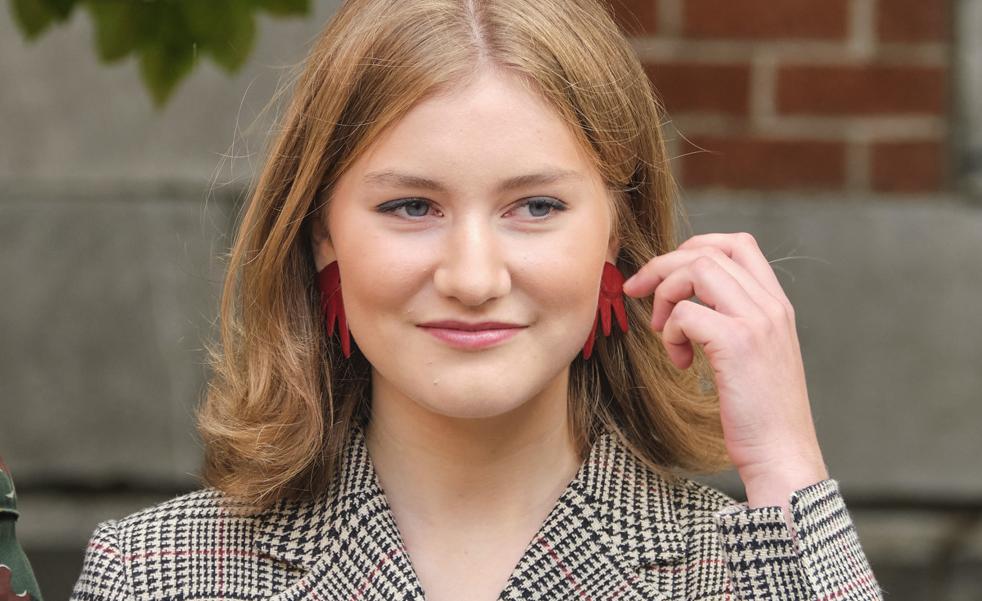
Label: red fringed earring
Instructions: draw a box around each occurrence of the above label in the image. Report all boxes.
[317,260,352,358]
[583,261,629,360]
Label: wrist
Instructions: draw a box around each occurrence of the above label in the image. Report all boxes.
[739,456,829,510]
[740,462,828,536]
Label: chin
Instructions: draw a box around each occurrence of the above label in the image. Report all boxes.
[413,385,533,420]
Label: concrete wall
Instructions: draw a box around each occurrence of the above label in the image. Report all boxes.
[686,193,982,497]
[1,2,979,599]
[956,0,982,193]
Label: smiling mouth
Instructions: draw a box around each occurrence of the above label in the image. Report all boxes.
[417,325,525,350]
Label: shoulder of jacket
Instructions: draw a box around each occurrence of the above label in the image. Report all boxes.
[81,490,317,598]
[114,487,227,529]
[115,488,225,527]
[107,487,326,552]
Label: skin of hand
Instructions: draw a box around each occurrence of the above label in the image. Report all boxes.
[622,232,829,530]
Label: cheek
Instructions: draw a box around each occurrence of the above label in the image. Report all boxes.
[524,217,608,299]
[529,222,609,342]
[334,231,434,329]
[521,257,596,306]
[514,236,603,327]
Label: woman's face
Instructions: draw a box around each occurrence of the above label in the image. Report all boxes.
[311,67,618,420]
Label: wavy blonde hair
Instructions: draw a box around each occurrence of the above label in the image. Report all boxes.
[197,0,730,512]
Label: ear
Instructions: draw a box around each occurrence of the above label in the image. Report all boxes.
[604,191,621,264]
[309,210,337,272]
[606,226,620,265]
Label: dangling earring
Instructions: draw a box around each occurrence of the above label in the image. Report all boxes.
[582,261,629,360]
[317,260,352,358]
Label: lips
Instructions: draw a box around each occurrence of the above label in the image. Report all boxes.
[419,320,524,331]
[417,320,526,350]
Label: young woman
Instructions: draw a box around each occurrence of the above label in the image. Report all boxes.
[72,1,883,599]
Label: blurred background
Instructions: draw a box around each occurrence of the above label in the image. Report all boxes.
[1,0,979,599]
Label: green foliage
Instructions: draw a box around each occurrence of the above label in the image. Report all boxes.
[8,0,311,108]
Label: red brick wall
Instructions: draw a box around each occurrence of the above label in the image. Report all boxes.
[612,0,950,193]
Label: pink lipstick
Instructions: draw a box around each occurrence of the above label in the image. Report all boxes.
[418,320,526,350]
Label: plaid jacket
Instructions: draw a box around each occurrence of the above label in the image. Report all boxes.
[71,425,883,600]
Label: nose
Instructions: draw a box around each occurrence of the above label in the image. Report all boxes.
[433,215,511,306]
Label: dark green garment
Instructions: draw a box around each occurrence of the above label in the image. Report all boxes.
[0,457,43,601]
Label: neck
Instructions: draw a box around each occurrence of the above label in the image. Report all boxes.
[364,368,581,530]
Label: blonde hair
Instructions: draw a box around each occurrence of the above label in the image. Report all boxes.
[197,0,730,512]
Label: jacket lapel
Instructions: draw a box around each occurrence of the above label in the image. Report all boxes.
[259,425,686,601]
[258,426,426,600]
[497,429,687,600]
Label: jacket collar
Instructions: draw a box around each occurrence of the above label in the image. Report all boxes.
[255,424,686,599]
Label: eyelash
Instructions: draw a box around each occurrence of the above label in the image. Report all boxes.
[376,197,567,220]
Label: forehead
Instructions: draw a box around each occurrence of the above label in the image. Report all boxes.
[344,68,600,189]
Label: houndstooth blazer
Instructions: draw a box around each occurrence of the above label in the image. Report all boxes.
[71,425,883,600]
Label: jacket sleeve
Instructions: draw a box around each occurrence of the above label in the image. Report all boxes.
[713,479,883,600]
[69,520,135,601]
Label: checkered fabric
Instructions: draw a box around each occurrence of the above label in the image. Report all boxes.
[70,425,883,600]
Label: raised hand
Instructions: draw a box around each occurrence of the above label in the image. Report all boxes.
[622,233,829,519]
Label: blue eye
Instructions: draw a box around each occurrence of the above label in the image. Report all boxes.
[519,197,566,218]
[376,197,567,220]
[377,198,432,217]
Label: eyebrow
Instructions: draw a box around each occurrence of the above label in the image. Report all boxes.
[361,168,584,193]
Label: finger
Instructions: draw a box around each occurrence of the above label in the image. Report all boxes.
[623,252,676,297]
[625,248,776,314]
[650,255,763,330]
[676,232,788,306]
[661,299,733,369]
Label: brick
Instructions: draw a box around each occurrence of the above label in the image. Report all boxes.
[878,0,950,42]
[643,62,750,115]
[871,140,946,192]
[777,65,947,115]
[610,0,658,35]
[683,0,848,39]
[678,136,846,189]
